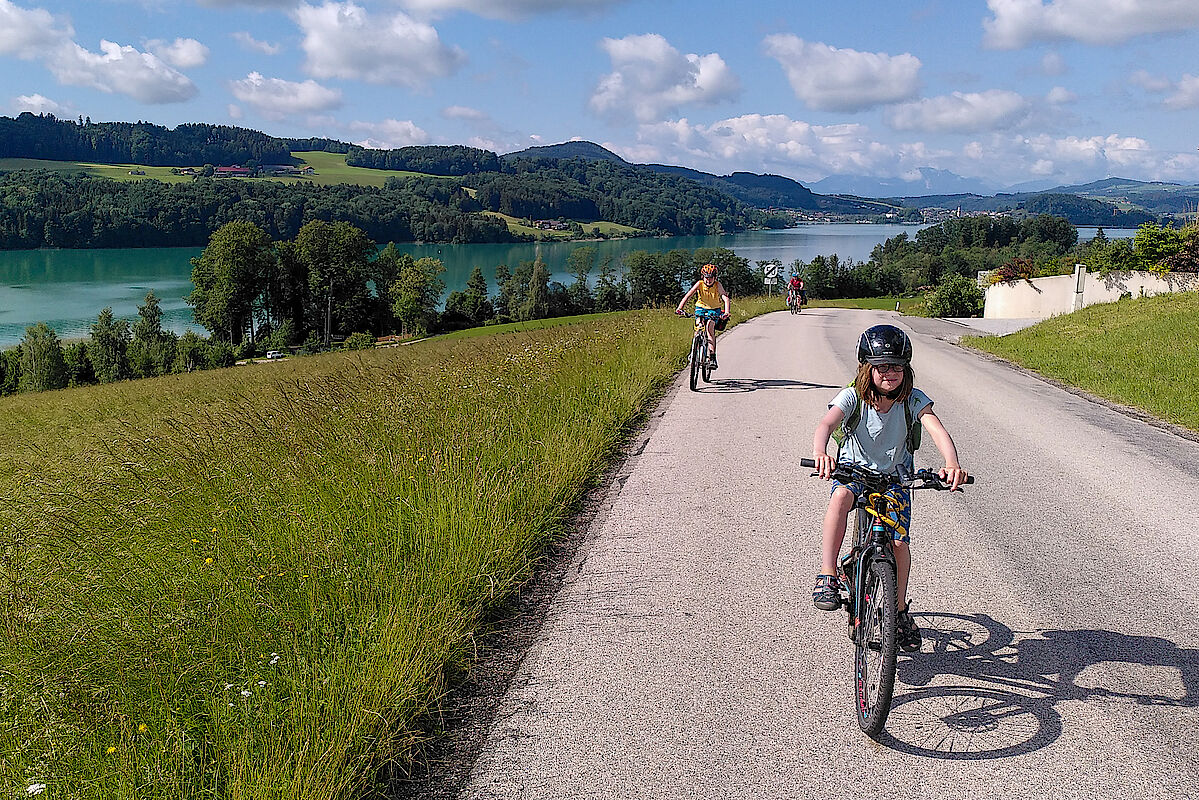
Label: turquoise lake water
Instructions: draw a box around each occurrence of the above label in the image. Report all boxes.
[0,225,1133,348]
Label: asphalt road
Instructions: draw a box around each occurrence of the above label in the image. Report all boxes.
[459,308,1199,800]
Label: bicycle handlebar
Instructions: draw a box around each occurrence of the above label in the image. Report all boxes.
[798,458,974,490]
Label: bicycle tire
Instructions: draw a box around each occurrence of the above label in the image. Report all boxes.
[701,341,712,382]
[689,334,702,392]
[855,559,898,738]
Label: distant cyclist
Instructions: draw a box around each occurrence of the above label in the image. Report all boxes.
[787,274,806,309]
[676,263,731,369]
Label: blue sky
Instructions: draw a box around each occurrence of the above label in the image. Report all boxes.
[3,0,1199,189]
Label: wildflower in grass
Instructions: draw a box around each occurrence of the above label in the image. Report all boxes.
[240,689,251,698]
[269,653,280,665]
[191,538,199,543]
[205,557,213,564]
[106,746,116,754]
[258,574,265,579]
[138,723,147,733]
[28,784,46,796]
[257,680,266,687]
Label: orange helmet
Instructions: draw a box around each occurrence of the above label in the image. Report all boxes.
[700,263,718,278]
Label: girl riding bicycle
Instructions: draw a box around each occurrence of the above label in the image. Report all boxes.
[676,263,731,369]
[809,324,967,651]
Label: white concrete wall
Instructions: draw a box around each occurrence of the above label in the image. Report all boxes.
[983,268,1199,319]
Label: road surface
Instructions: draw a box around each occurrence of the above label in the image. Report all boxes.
[459,308,1199,800]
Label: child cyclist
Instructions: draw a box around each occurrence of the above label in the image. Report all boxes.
[809,324,967,651]
[675,263,731,369]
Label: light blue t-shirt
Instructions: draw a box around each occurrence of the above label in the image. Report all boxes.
[830,386,933,473]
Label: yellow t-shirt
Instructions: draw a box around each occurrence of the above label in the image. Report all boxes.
[695,280,724,310]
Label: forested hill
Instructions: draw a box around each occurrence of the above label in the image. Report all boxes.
[894,190,1157,226]
[0,112,341,166]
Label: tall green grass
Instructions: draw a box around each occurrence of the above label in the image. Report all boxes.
[964,291,1199,431]
[0,299,776,799]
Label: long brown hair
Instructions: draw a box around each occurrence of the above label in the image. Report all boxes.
[854,361,913,409]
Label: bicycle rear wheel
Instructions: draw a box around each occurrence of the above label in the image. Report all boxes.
[855,559,898,738]
[689,334,702,392]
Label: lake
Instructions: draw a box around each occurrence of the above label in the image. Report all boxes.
[0,224,1134,349]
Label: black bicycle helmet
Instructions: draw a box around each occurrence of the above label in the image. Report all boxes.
[857,324,912,365]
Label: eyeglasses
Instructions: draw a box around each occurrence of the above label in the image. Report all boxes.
[872,363,905,374]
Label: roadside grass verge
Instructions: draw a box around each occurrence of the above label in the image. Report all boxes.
[0,298,776,799]
[963,291,1199,431]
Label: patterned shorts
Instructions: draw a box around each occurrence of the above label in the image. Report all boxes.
[832,479,912,543]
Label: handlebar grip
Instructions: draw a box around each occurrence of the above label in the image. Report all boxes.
[800,458,816,468]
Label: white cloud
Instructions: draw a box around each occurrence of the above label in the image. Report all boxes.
[628,113,899,181]
[347,118,430,148]
[229,71,343,118]
[983,0,1199,49]
[589,34,739,123]
[147,37,209,69]
[49,40,197,103]
[1165,74,1199,109]
[13,92,68,115]
[763,35,920,112]
[442,105,489,121]
[0,0,72,59]
[232,32,281,55]
[885,90,1031,133]
[396,0,620,19]
[228,103,244,119]
[1040,51,1066,76]
[1130,69,1171,93]
[1046,86,1075,104]
[295,2,465,88]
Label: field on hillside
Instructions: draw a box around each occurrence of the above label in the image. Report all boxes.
[0,151,437,188]
[964,291,1199,431]
[0,299,778,799]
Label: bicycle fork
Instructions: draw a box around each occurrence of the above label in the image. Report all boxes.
[840,517,895,644]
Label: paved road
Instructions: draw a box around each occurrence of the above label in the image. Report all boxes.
[461,308,1199,800]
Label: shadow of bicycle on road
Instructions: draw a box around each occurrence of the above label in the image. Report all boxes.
[695,378,841,393]
[876,612,1199,760]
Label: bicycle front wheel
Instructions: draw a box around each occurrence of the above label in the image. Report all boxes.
[855,559,898,738]
[689,334,702,392]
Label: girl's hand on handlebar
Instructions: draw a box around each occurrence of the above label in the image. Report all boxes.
[813,453,836,480]
[675,308,685,315]
[940,465,968,491]
[720,311,730,320]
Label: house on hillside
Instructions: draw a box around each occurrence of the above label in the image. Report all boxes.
[215,165,251,177]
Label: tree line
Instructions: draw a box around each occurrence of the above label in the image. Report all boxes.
[0,218,767,395]
[0,171,512,249]
[0,113,300,166]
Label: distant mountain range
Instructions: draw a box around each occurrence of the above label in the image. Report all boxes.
[502,141,911,218]
[501,142,1199,224]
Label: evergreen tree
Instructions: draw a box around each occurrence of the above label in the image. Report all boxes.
[567,245,595,313]
[129,291,176,378]
[521,257,550,320]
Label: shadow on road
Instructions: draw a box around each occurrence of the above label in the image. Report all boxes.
[876,612,1199,759]
[696,378,841,393]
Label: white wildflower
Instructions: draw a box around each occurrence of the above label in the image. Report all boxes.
[241,689,252,698]
[28,785,47,797]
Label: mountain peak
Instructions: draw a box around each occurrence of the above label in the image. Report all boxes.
[501,141,627,163]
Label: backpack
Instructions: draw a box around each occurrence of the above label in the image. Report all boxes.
[831,385,922,457]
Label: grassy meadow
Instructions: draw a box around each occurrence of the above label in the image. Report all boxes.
[1,299,777,799]
[964,291,1199,431]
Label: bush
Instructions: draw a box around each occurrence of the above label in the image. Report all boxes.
[342,332,376,351]
[927,273,985,318]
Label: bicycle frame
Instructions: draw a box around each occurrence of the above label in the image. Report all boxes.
[841,490,899,641]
